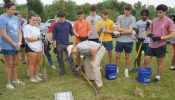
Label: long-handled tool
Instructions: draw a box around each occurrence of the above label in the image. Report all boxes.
[41,43,48,82]
[80,70,106,100]
[0,59,5,64]
[129,21,150,72]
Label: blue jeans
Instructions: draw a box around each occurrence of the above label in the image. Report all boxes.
[44,41,54,66]
[56,44,78,73]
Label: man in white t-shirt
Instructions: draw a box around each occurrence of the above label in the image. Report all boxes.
[67,41,106,90]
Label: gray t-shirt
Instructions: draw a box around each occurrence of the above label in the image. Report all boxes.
[76,40,101,55]
[86,15,102,39]
[38,23,48,34]
[135,20,151,43]
[117,15,136,42]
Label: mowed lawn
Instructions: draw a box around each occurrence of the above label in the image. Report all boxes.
[0,39,175,100]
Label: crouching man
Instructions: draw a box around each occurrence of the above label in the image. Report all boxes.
[67,41,106,90]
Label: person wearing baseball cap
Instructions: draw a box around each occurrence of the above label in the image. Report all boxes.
[67,40,106,90]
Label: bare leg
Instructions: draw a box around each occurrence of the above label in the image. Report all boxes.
[157,58,164,76]
[108,50,112,64]
[143,56,153,69]
[125,53,130,69]
[171,54,175,66]
[35,51,43,77]
[27,52,37,79]
[4,55,13,85]
[116,52,122,67]
[11,54,19,81]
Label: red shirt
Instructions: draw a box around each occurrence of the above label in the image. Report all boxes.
[49,21,57,33]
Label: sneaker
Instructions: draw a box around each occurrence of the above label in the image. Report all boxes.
[170,67,175,70]
[96,86,102,90]
[35,76,42,81]
[39,73,42,76]
[22,61,26,64]
[6,84,15,90]
[30,78,39,82]
[51,65,56,69]
[124,72,129,78]
[12,79,25,85]
[152,78,160,83]
[76,66,80,71]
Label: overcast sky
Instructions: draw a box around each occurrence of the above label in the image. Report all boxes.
[16,0,175,8]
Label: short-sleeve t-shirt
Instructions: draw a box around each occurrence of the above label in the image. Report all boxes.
[38,23,48,34]
[135,20,151,43]
[97,18,115,41]
[49,21,56,33]
[116,15,136,42]
[76,40,101,55]
[0,14,20,50]
[73,20,91,44]
[23,24,42,52]
[86,15,102,39]
[149,17,175,48]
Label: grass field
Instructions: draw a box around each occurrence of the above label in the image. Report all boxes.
[0,39,175,100]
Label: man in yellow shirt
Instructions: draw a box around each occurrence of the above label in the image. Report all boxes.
[97,8,115,64]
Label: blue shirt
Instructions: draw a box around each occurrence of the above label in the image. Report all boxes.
[52,21,73,45]
[0,14,20,50]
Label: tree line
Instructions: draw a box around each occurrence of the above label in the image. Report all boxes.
[0,0,175,22]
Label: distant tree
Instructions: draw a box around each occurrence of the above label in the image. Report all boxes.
[147,5,156,20]
[45,0,77,21]
[167,7,175,15]
[27,0,46,22]
[132,1,146,21]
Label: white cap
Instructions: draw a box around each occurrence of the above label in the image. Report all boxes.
[67,45,74,57]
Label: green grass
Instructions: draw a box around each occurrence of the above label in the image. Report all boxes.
[0,39,175,100]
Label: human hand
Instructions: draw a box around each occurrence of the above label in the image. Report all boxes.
[152,36,161,42]
[38,34,45,40]
[90,60,94,68]
[147,33,154,38]
[138,38,145,42]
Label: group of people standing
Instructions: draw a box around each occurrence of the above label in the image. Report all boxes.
[0,0,175,91]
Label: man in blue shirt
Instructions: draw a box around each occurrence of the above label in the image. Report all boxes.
[52,10,79,76]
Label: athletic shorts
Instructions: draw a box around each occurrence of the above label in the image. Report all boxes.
[115,41,133,53]
[136,42,149,54]
[21,44,25,48]
[25,44,35,53]
[146,45,166,58]
[102,41,113,51]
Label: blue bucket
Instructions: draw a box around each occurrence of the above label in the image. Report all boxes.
[105,64,117,80]
[138,67,152,84]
